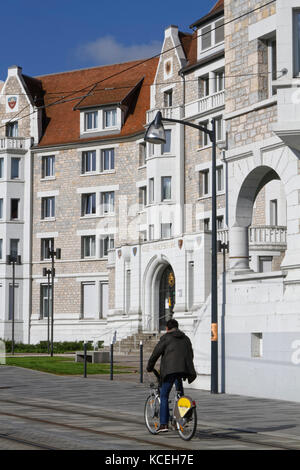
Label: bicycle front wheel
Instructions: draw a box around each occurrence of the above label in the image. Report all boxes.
[176,407,197,441]
[144,394,160,434]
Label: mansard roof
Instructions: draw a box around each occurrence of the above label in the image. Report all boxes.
[29,57,158,148]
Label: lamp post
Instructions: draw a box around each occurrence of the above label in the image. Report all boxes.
[7,254,21,355]
[45,247,61,357]
[144,111,219,394]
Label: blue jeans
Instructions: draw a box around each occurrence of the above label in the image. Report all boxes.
[160,374,184,425]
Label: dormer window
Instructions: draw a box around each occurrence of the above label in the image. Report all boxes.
[104,109,117,128]
[200,16,224,52]
[85,111,98,131]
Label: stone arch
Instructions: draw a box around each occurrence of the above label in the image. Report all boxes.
[230,165,286,272]
[142,254,175,332]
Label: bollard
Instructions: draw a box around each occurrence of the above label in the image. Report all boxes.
[110,343,113,381]
[83,342,87,378]
[140,341,143,384]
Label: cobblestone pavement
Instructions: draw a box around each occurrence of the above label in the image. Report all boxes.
[1,365,300,450]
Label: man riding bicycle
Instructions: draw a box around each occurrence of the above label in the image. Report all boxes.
[146,319,197,434]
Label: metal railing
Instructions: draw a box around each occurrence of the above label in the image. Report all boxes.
[184,90,225,118]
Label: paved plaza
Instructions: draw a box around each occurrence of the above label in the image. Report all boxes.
[1,363,300,450]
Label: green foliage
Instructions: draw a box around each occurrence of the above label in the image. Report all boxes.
[0,339,104,354]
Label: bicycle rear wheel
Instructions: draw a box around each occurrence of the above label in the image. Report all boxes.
[144,394,160,434]
[176,407,197,441]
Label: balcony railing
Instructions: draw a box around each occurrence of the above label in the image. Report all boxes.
[184,90,225,118]
[217,225,287,248]
[146,105,183,124]
[0,137,26,150]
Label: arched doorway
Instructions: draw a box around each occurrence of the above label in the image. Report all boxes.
[159,265,175,330]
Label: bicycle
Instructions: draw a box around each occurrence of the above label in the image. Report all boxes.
[144,369,197,441]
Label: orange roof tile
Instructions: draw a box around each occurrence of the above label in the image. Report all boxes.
[33,57,158,148]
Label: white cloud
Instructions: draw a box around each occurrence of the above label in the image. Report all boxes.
[77,36,161,65]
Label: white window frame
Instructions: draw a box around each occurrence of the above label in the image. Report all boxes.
[161,176,172,201]
[199,169,209,197]
[100,235,114,258]
[100,148,115,172]
[41,197,55,219]
[82,235,96,259]
[149,178,155,204]
[41,238,54,261]
[101,191,115,215]
[161,223,172,239]
[81,151,96,174]
[11,157,20,180]
[103,108,117,129]
[82,193,96,216]
[84,111,98,131]
[161,129,172,154]
[42,155,55,179]
[10,198,20,220]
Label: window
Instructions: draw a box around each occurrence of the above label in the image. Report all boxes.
[40,285,52,318]
[41,238,54,260]
[198,76,210,98]
[268,39,277,95]
[163,89,173,107]
[82,236,96,258]
[204,218,210,231]
[149,178,154,203]
[149,224,154,241]
[101,148,114,172]
[259,256,273,273]
[148,143,155,157]
[139,143,146,166]
[0,239,2,259]
[104,109,117,128]
[81,282,97,318]
[0,158,3,178]
[251,333,263,358]
[125,270,131,314]
[11,158,20,179]
[84,111,98,131]
[201,25,212,50]
[42,156,55,178]
[294,10,300,76]
[270,199,278,226]
[81,151,96,174]
[215,69,225,92]
[216,117,224,141]
[41,197,55,219]
[161,176,172,201]
[199,170,209,196]
[82,193,96,216]
[0,199,3,219]
[215,18,225,44]
[161,129,171,154]
[100,282,108,319]
[139,230,147,242]
[139,186,147,209]
[217,166,224,192]
[10,239,19,257]
[217,216,224,230]
[100,235,114,258]
[101,191,114,215]
[161,223,172,239]
[9,284,19,320]
[11,199,19,220]
[6,121,18,137]
[199,121,209,147]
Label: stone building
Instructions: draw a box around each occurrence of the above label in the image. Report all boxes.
[0,0,300,402]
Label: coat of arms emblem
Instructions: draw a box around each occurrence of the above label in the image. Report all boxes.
[8,96,17,110]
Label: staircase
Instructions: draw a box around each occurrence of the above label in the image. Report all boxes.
[103,332,163,356]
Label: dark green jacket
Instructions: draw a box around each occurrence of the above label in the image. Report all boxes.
[147,329,197,384]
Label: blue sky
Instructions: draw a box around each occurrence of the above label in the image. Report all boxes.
[0,0,217,79]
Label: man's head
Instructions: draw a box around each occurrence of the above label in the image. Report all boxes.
[166,319,179,331]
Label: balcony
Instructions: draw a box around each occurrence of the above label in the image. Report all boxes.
[0,137,27,152]
[184,90,225,119]
[146,105,183,124]
[217,225,287,250]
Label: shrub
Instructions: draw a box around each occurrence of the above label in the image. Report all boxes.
[0,339,104,354]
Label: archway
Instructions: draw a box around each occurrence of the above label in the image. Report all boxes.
[143,256,176,332]
[230,165,286,272]
[159,265,175,330]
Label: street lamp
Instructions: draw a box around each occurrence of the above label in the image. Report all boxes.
[44,247,61,357]
[7,254,21,355]
[144,111,219,394]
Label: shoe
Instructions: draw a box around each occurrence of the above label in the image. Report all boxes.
[156,425,169,434]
